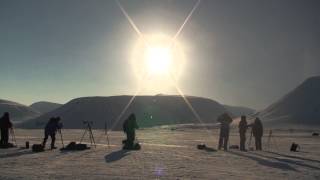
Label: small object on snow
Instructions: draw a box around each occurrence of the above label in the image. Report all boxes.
[290,142,300,152]
[197,144,207,150]
[229,145,239,149]
[197,144,217,152]
[32,144,44,152]
[170,127,177,131]
[25,141,29,149]
[60,142,90,151]
[312,132,319,136]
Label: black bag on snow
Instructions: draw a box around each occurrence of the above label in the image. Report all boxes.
[32,144,44,152]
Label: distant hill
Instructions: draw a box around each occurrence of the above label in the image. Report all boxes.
[223,105,255,118]
[258,76,320,126]
[19,95,229,129]
[0,99,40,123]
[30,101,62,114]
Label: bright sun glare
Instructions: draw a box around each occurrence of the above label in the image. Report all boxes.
[145,47,172,75]
[130,33,186,93]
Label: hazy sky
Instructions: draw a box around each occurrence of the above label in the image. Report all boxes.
[1,0,319,109]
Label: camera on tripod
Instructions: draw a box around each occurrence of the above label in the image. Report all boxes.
[80,120,96,148]
[83,121,93,125]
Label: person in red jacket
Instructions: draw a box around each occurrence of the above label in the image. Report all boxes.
[0,112,13,146]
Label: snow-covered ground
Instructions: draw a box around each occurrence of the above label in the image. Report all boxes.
[0,127,319,180]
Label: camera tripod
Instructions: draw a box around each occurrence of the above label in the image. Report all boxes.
[80,121,96,148]
[10,128,17,146]
[266,129,278,151]
[248,129,253,150]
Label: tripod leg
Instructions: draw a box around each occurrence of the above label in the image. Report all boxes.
[248,130,253,149]
[89,133,92,146]
[106,131,110,149]
[89,129,96,148]
[80,129,88,144]
[10,129,17,146]
[105,120,110,149]
[59,130,64,148]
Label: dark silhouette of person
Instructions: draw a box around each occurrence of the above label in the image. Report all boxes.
[252,117,263,150]
[42,117,62,149]
[217,113,233,151]
[239,115,248,151]
[0,112,13,146]
[123,113,139,148]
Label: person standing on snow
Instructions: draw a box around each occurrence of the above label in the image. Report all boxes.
[0,112,12,146]
[251,117,263,150]
[239,115,249,151]
[217,113,233,151]
[42,117,62,149]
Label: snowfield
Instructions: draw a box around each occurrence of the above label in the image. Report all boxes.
[0,127,319,180]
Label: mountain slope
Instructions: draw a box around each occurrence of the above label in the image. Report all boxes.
[223,105,255,118]
[0,99,40,122]
[19,95,228,129]
[30,101,62,114]
[258,76,320,125]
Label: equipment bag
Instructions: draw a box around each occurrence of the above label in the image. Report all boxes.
[60,142,89,151]
[32,144,44,152]
[290,143,300,152]
[75,143,88,150]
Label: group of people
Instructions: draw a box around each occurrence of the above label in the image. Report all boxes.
[121,112,264,152]
[218,113,264,151]
[1,111,264,152]
[0,112,63,150]
[0,112,13,147]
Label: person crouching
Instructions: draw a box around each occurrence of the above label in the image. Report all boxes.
[122,113,139,149]
[42,117,62,149]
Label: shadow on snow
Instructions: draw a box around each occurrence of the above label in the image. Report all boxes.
[105,149,131,163]
[228,151,298,172]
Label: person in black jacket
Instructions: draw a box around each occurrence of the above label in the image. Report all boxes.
[252,117,263,150]
[0,112,12,146]
[238,115,248,151]
[123,113,139,149]
[42,117,62,149]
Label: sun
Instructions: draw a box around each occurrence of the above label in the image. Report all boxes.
[131,33,186,81]
[130,33,186,92]
[145,46,172,75]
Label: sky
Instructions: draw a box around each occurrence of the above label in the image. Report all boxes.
[0,0,320,110]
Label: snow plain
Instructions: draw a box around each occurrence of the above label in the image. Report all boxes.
[0,127,319,180]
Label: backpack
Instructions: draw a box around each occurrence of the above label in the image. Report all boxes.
[61,142,89,151]
[32,144,44,152]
